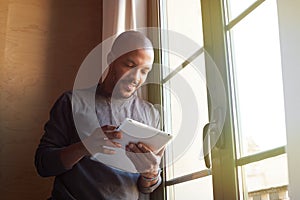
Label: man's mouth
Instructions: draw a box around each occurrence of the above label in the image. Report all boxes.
[123,81,138,92]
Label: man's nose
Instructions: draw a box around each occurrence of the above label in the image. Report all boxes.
[129,68,141,83]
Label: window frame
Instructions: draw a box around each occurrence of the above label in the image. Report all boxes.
[223,0,288,199]
[149,0,288,200]
[149,0,239,199]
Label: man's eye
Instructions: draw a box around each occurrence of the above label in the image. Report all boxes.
[126,63,135,68]
[141,70,148,75]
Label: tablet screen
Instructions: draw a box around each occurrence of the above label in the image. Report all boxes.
[115,118,172,153]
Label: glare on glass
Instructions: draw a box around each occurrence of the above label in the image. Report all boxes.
[226,0,257,22]
[229,0,286,157]
[162,0,212,200]
[164,0,203,73]
[239,154,289,199]
[168,176,214,200]
[165,59,208,179]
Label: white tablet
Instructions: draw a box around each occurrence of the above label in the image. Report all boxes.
[114,118,172,153]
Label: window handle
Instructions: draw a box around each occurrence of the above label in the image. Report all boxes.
[203,107,226,168]
[203,123,212,168]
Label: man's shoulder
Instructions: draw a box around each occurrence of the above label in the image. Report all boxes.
[53,85,99,111]
[66,85,99,100]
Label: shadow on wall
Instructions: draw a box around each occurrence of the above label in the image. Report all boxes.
[46,0,103,100]
[0,0,102,199]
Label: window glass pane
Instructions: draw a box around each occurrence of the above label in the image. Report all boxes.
[164,0,203,73]
[167,176,214,200]
[230,0,286,157]
[166,0,203,44]
[161,0,211,199]
[238,154,289,200]
[164,60,208,179]
[162,0,208,178]
[226,0,257,21]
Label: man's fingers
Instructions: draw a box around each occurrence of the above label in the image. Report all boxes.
[127,143,159,169]
[101,125,117,131]
[125,145,143,162]
[127,143,143,153]
[138,142,165,157]
[111,141,122,148]
[124,142,163,173]
[125,146,148,172]
[98,125,123,140]
[104,140,122,148]
[104,130,122,139]
[137,143,161,164]
[101,146,116,154]
[157,146,166,157]
[137,142,152,153]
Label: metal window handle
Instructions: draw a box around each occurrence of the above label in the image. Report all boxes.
[203,123,212,168]
[203,107,225,169]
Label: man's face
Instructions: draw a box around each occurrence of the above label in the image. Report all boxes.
[111,49,154,98]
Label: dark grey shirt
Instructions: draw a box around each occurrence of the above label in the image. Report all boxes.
[35,85,160,200]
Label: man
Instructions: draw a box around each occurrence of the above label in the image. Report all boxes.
[35,31,163,199]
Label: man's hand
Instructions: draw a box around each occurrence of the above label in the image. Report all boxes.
[126,142,164,188]
[125,142,164,173]
[83,125,122,155]
[59,125,122,170]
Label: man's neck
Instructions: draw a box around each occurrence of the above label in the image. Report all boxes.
[100,76,114,97]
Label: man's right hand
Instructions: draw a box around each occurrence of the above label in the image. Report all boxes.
[60,125,122,170]
[82,125,123,155]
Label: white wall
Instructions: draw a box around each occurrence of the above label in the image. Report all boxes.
[277,0,300,199]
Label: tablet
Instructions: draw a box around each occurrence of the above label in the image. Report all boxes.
[114,118,172,153]
[91,118,172,173]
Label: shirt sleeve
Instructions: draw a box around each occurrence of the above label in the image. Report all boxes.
[34,92,77,177]
[138,176,162,194]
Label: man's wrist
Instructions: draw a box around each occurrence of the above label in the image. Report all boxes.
[76,141,90,156]
[141,168,162,181]
[59,141,90,170]
[139,168,162,189]
[138,175,162,194]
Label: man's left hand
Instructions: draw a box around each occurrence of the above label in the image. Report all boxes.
[125,142,164,175]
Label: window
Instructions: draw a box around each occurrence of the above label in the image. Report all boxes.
[154,0,289,199]
[224,0,289,199]
[158,0,214,199]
